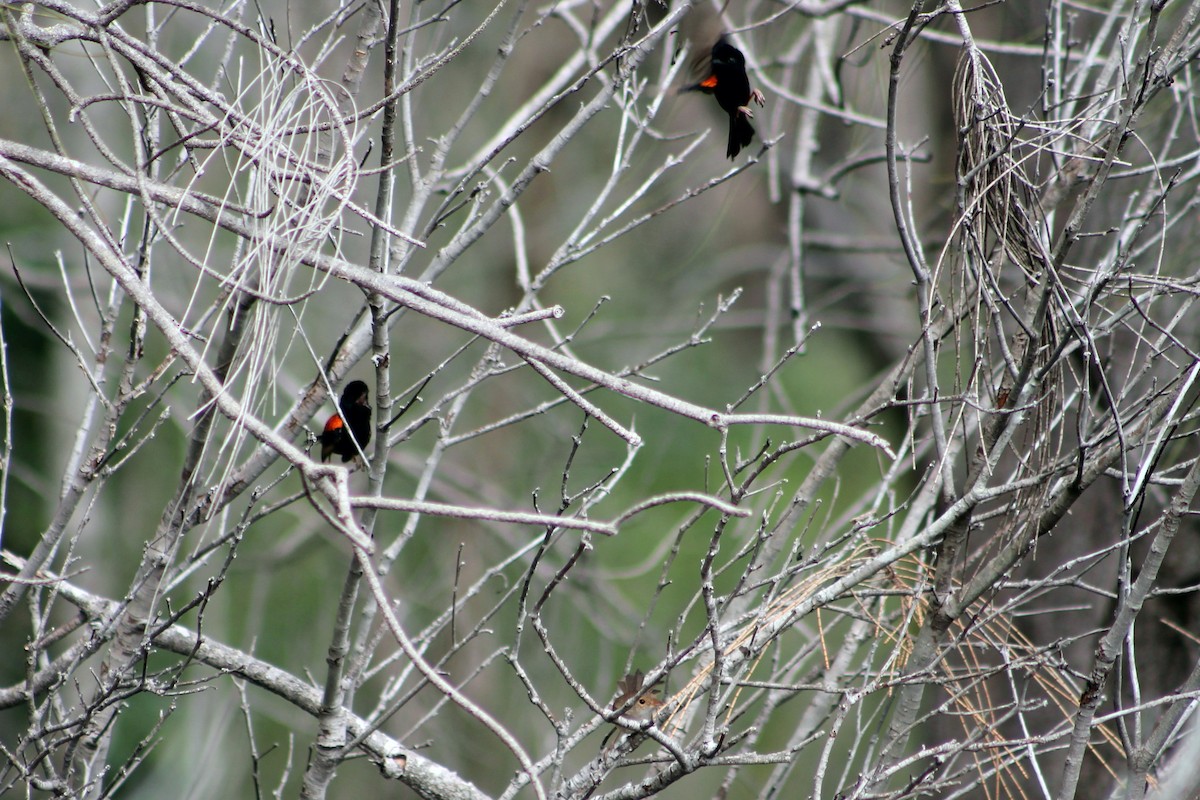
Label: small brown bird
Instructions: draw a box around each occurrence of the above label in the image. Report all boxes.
[602,670,665,749]
[320,380,371,462]
[684,35,766,159]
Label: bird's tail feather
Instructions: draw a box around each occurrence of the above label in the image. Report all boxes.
[727,113,755,159]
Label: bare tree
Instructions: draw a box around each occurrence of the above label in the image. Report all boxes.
[2,0,1200,798]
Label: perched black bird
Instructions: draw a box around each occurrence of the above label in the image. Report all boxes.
[320,380,371,463]
[684,35,765,159]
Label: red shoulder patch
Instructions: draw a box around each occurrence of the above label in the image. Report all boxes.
[323,414,344,433]
[700,75,718,89]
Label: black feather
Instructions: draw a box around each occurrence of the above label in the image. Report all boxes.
[320,380,372,463]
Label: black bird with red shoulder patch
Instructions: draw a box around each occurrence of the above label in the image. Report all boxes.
[320,380,371,463]
[684,35,765,159]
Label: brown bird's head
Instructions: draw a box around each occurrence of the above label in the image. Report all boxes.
[612,670,665,724]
